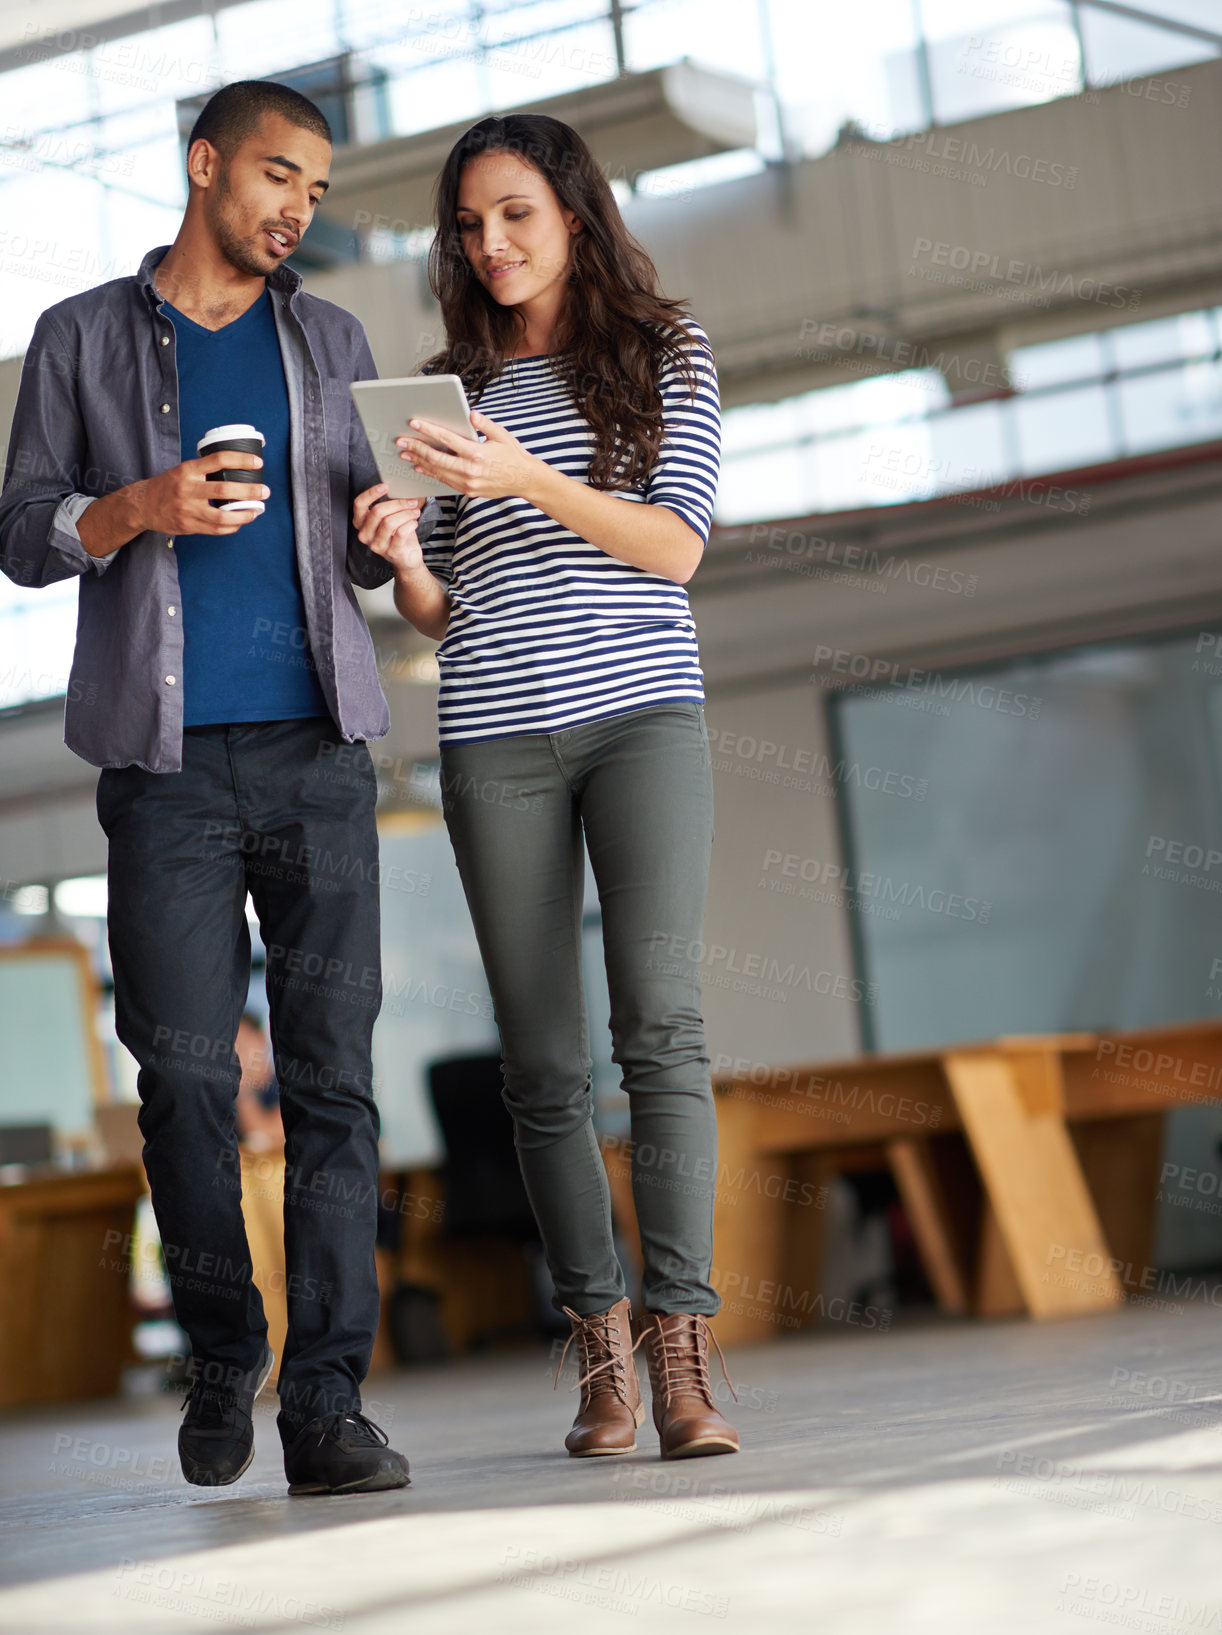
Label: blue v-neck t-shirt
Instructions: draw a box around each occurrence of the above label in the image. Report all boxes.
[164,286,329,726]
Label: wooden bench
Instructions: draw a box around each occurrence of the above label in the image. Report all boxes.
[602,1022,1222,1345]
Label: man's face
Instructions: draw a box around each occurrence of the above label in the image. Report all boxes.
[200,110,332,278]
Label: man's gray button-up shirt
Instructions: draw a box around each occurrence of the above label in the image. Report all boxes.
[0,243,438,772]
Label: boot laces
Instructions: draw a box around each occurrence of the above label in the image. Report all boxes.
[649,1314,737,1407]
[555,1307,642,1403]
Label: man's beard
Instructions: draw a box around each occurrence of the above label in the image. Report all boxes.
[209,165,277,279]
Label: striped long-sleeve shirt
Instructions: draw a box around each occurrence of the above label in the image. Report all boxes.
[422,317,720,745]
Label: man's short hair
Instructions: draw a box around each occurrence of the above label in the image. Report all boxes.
[187,80,331,164]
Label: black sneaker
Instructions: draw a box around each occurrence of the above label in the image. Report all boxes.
[283,1410,410,1496]
[178,1341,275,1486]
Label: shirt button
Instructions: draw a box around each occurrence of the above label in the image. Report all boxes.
[159,403,170,413]
[165,674,176,685]
[166,538,175,548]
[167,606,177,616]
[160,335,170,346]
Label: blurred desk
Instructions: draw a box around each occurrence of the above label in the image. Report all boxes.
[604,1023,1222,1345]
[390,1167,537,1354]
[237,1157,508,1374]
[237,1149,401,1381]
[0,1165,144,1408]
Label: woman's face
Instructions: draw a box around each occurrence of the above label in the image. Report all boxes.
[455,149,582,309]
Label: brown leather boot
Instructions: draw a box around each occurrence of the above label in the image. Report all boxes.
[638,1312,740,1459]
[557,1297,645,1457]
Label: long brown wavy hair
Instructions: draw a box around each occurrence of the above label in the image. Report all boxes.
[421,113,708,492]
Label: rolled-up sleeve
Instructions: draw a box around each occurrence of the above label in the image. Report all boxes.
[642,319,721,548]
[0,313,119,588]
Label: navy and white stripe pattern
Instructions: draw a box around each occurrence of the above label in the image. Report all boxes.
[421,317,720,745]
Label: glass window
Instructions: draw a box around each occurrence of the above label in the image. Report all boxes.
[805,369,939,434]
[100,17,220,105]
[717,299,1222,531]
[383,48,485,139]
[854,420,940,506]
[483,17,620,107]
[214,0,341,82]
[0,585,79,709]
[1078,3,1218,86]
[812,428,887,512]
[1114,358,1222,455]
[922,1,1081,121]
[767,0,926,156]
[0,55,92,140]
[631,148,765,204]
[831,632,1222,1051]
[716,442,812,527]
[1009,331,1107,391]
[723,397,806,459]
[926,399,1011,491]
[1013,381,1116,471]
[1103,0,1222,27]
[481,0,610,21]
[623,0,767,80]
[1107,311,1217,371]
[0,169,107,359]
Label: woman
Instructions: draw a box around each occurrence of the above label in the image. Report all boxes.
[353,113,737,1460]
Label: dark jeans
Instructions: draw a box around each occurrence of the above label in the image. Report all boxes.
[96,717,383,1443]
[440,701,720,1318]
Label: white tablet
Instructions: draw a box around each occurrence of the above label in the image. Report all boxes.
[350,375,479,498]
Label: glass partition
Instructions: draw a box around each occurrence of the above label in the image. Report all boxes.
[830,632,1222,1052]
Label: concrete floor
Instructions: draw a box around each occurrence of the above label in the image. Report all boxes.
[2,1303,1222,1633]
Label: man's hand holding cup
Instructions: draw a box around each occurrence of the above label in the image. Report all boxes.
[128,424,270,538]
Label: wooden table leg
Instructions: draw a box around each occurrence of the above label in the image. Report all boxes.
[776,1152,835,1333]
[975,1198,1025,1317]
[943,1048,1124,1317]
[602,1098,784,1344]
[886,1137,970,1314]
[239,1148,287,1384]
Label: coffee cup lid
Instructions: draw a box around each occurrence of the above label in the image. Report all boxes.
[197,424,265,452]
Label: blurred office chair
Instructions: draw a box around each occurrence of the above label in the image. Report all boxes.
[427,1053,538,1240]
[385,1052,552,1362]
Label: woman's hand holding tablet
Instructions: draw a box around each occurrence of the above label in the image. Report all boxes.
[350,375,481,498]
[398,408,547,502]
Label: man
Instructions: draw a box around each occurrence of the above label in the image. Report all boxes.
[0,79,432,1495]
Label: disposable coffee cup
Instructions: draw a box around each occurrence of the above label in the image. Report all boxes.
[197,423,266,515]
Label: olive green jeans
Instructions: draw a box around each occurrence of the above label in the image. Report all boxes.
[439,701,719,1316]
